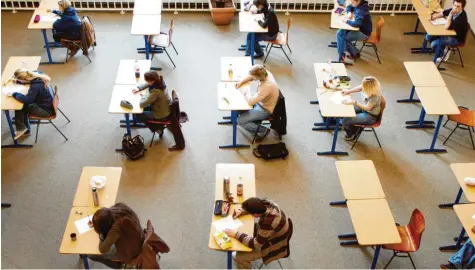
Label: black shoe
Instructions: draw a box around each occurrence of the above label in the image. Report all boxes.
[254,53,264,58]
[344,134,356,141]
[255,128,270,142]
[168,145,184,151]
[245,53,250,57]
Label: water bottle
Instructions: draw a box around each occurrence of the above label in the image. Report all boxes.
[327,59,335,79]
[92,187,100,206]
[228,64,233,80]
[223,176,230,199]
[134,61,140,79]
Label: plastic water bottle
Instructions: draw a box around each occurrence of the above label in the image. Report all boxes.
[228,64,233,80]
[134,61,140,79]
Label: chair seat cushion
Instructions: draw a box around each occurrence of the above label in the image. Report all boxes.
[383,226,417,252]
[150,34,169,47]
[269,33,286,45]
[147,120,171,125]
[29,115,55,120]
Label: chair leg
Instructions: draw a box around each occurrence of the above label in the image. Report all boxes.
[251,122,262,144]
[263,45,273,64]
[151,45,156,60]
[372,128,382,148]
[258,262,264,269]
[65,48,69,63]
[457,48,464,68]
[374,45,382,64]
[265,42,271,51]
[85,54,92,63]
[58,108,71,123]
[443,124,459,145]
[35,121,40,143]
[150,132,155,148]
[407,253,416,269]
[286,43,292,53]
[164,48,176,68]
[280,45,292,64]
[384,251,397,269]
[443,119,450,128]
[359,42,366,53]
[351,127,363,150]
[171,42,178,55]
[468,126,475,150]
[278,260,283,269]
[438,48,450,69]
[49,120,68,141]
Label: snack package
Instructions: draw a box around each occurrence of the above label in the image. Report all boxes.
[213,230,232,250]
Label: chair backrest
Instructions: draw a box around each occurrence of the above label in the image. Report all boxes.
[374,16,385,44]
[81,15,95,50]
[285,17,292,44]
[407,209,425,251]
[168,19,175,47]
[448,106,475,127]
[374,95,386,125]
[459,23,470,47]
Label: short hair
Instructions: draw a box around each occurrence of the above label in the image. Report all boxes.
[361,76,382,97]
[249,64,268,81]
[242,197,267,214]
[453,0,466,8]
[58,0,72,8]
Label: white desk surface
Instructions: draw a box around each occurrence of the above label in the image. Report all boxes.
[412,0,456,36]
[108,85,145,114]
[218,82,252,111]
[239,12,268,33]
[28,8,59,30]
[133,0,162,14]
[330,9,359,31]
[415,86,460,116]
[215,163,256,203]
[115,59,152,85]
[221,57,252,82]
[404,62,445,87]
[1,56,41,111]
[131,15,161,35]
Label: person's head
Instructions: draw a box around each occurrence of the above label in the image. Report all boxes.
[92,207,114,236]
[361,76,381,97]
[350,0,361,7]
[249,64,268,81]
[252,0,267,10]
[242,197,267,218]
[13,69,50,86]
[452,0,465,14]
[57,0,72,11]
[143,71,165,89]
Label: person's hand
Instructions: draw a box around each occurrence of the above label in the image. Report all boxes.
[5,92,14,97]
[449,9,455,16]
[224,229,238,238]
[254,18,261,22]
[132,89,139,94]
[342,17,349,23]
[139,91,145,97]
[232,208,243,219]
[251,10,257,14]
[343,99,356,105]
[235,81,243,89]
[46,8,52,12]
[341,90,351,95]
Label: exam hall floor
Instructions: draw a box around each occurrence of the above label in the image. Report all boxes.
[1,10,475,269]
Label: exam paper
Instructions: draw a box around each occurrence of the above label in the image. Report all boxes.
[2,83,26,95]
[41,15,60,22]
[329,93,351,104]
[430,18,446,26]
[74,215,94,234]
[213,216,244,232]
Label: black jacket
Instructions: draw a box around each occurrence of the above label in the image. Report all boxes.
[257,4,279,37]
[443,9,469,44]
[270,91,287,136]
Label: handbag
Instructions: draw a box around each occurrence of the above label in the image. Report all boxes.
[253,142,289,160]
[122,134,145,160]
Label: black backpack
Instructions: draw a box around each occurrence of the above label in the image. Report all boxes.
[253,142,289,160]
[122,134,145,160]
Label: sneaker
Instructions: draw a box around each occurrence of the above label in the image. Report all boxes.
[440,264,450,269]
[255,128,270,142]
[343,55,355,65]
[435,57,443,64]
[344,134,356,141]
[443,49,451,62]
[168,145,184,151]
[254,53,264,59]
[14,127,28,140]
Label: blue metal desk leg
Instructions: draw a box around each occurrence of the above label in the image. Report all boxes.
[416,115,447,153]
[439,187,463,208]
[404,18,425,35]
[397,85,421,103]
[310,100,319,105]
[440,227,466,251]
[330,199,347,206]
[251,33,255,65]
[120,114,146,128]
[227,251,232,269]
[317,118,348,156]
[313,117,333,131]
[370,245,382,269]
[115,114,131,152]
[406,107,435,129]
[219,110,250,149]
[1,110,33,149]
[40,29,64,65]
[145,35,163,71]
[80,255,90,269]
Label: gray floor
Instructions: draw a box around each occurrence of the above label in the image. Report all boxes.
[1,10,475,269]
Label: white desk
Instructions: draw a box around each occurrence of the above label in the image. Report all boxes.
[239,12,267,65]
[131,15,162,62]
[221,57,252,82]
[109,85,144,136]
[330,8,359,31]
[133,0,162,14]
[115,59,152,85]
[28,7,63,64]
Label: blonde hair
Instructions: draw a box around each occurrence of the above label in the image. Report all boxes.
[14,69,51,86]
[361,76,381,97]
[58,0,72,8]
[249,64,268,81]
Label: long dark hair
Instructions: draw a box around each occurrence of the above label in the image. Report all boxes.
[92,203,140,237]
[144,71,166,89]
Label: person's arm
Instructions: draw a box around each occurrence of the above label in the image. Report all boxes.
[345,5,353,19]
[236,75,254,88]
[235,215,276,250]
[351,95,379,112]
[345,8,363,27]
[12,84,40,104]
[52,9,63,16]
[98,225,121,254]
[244,85,271,107]
[257,10,272,28]
[133,83,150,93]
[342,85,362,95]
[139,90,160,108]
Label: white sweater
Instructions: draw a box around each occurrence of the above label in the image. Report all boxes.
[245,72,279,113]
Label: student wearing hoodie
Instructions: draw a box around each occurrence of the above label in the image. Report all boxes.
[244,0,279,58]
[49,0,82,55]
[3,69,54,139]
[336,0,372,64]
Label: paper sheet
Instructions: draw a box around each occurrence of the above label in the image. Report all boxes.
[2,83,26,95]
[329,93,351,104]
[41,15,59,22]
[430,18,447,25]
[212,216,244,232]
[74,215,94,234]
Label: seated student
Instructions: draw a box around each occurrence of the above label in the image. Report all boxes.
[235,65,279,141]
[422,0,468,63]
[440,237,475,269]
[49,0,82,55]
[336,0,372,64]
[3,69,54,139]
[244,0,279,58]
[133,71,184,151]
[224,197,290,269]
[341,76,383,141]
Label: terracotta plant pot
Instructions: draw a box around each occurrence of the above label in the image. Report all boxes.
[209,0,236,25]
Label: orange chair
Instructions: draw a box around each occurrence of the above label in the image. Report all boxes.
[263,17,292,64]
[149,19,178,68]
[359,16,385,64]
[438,24,470,69]
[382,209,425,269]
[443,106,475,149]
[351,96,386,150]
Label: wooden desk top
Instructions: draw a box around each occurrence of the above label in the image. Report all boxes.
[316,88,356,118]
[217,82,252,111]
[208,204,254,252]
[314,63,347,87]
[347,199,401,246]
[452,163,475,203]
[415,86,460,116]
[115,59,152,85]
[453,204,475,244]
[28,8,59,30]
[335,160,385,200]
[133,0,162,14]
[59,207,102,255]
[72,167,122,207]
[108,85,145,114]
[239,12,268,33]
[131,15,161,35]
[221,57,252,82]
[330,9,359,31]
[412,0,456,36]
[1,56,41,111]
[215,163,256,203]
[404,62,445,87]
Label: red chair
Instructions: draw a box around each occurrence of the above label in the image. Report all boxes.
[438,23,470,69]
[382,209,425,269]
[351,96,386,150]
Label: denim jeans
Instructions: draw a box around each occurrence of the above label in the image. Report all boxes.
[88,246,122,269]
[336,30,368,58]
[237,104,271,137]
[342,107,377,136]
[422,34,459,62]
[15,104,52,130]
[245,33,277,56]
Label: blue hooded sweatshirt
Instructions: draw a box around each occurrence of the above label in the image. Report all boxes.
[52,7,81,40]
[346,0,372,36]
[12,78,54,114]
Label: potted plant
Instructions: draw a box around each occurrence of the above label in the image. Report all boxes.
[209,0,236,25]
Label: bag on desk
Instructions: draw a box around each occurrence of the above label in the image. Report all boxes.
[122,134,145,160]
[253,142,289,160]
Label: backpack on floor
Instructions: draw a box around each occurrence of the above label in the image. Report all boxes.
[253,142,289,160]
[122,134,145,160]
